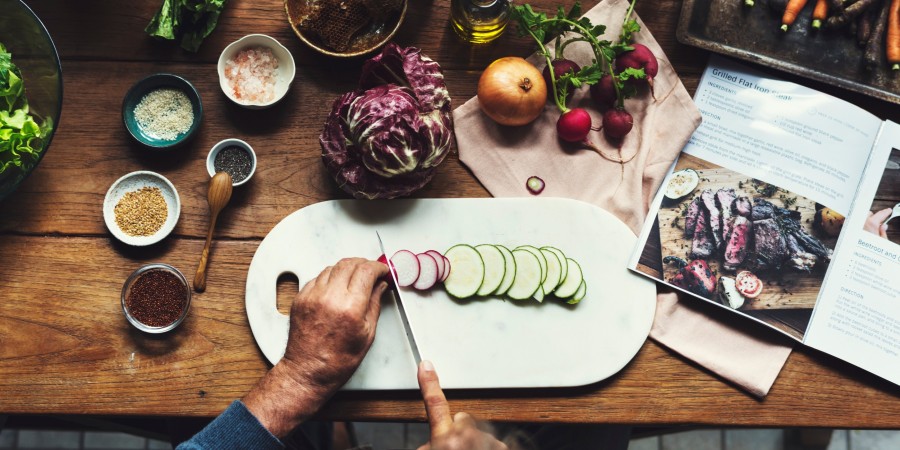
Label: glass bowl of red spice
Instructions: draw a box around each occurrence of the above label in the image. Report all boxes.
[121,263,191,333]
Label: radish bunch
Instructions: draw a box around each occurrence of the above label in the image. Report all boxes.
[382,250,450,291]
[511,0,658,145]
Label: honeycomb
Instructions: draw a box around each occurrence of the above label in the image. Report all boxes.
[299,0,402,52]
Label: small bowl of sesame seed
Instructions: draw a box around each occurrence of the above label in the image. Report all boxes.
[206,138,257,187]
[103,171,181,246]
[122,73,203,150]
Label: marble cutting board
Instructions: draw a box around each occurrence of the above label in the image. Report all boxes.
[246,198,656,390]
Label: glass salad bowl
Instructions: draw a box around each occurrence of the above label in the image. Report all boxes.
[0,0,63,202]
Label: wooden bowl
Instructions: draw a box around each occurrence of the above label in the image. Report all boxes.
[284,0,408,58]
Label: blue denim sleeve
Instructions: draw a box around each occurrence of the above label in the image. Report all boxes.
[176,400,284,450]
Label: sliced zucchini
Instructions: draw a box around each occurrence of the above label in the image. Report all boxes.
[539,248,562,296]
[443,244,485,299]
[665,168,700,201]
[493,245,517,296]
[514,245,547,283]
[507,249,542,300]
[474,244,505,296]
[541,246,568,288]
[554,258,582,298]
[566,281,587,305]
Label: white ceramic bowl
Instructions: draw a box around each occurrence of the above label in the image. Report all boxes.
[103,171,180,246]
[206,138,257,187]
[217,34,296,109]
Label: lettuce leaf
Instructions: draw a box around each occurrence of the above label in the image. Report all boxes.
[0,42,52,179]
[145,0,226,52]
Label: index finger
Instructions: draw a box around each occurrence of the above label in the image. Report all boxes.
[349,260,390,296]
[418,360,452,438]
[873,208,893,222]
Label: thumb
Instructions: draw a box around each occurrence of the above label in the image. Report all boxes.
[418,360,452,438]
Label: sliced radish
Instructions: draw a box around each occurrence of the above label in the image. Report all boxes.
[441,255,451,282]
[390,250,420,287]
[377,254,397,285]
[425,250,446,281]
[413,253,440,290]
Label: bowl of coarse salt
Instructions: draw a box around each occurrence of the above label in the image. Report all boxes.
[218,34,296,109]
[122,74,203,150]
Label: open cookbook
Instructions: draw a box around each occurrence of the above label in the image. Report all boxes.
[629,56,900,386]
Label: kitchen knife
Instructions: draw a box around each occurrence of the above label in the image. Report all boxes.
[376,231,423,365]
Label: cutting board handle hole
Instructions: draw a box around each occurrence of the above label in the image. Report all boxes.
[276,272,300,316]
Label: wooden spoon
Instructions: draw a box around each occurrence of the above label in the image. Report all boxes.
[194,172,233,292]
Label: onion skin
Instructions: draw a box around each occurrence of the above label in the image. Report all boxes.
[477,57,547,126]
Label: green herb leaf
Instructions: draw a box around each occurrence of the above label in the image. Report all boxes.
[618,67,647,82]
[619,19,641,43]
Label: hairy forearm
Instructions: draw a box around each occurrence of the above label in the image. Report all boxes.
[241,361,331,439]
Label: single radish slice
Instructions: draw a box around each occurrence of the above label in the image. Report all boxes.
[390,250,420,287]
[376,254,397,286]
[425,250,446,281]
[413,253,440,290]
[441,255,451,282]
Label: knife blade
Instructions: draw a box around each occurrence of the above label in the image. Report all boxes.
[376,231,423,365]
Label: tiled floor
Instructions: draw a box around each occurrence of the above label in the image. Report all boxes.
[0,426,898,449]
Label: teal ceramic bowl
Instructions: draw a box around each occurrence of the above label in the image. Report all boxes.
[122,74,202,150]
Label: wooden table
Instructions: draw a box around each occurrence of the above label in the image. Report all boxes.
[1,0,898,427]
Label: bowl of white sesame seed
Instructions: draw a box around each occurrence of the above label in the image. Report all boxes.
[122,74,203,150]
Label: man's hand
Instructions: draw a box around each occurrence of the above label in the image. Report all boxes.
[417,361,508,450]
[243,258,389,438]
[865,208,892,238]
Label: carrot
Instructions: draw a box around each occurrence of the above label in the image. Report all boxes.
[888,0,900,69]
[782,0,810,30]
[826,0,881,28]
[812,0,830,27]
[865,0,890,70]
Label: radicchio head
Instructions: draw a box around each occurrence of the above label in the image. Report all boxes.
[321,44,453,199]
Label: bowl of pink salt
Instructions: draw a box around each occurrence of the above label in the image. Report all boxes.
[218,34,296,109]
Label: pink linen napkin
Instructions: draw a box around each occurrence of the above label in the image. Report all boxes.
[451,0,793,396]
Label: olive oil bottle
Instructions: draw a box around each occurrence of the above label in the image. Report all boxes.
[450,0,511,44]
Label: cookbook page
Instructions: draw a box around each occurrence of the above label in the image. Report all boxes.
[629,56,883,341]
[804,121,900,385]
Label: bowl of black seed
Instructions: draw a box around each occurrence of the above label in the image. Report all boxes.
[207,138,256,187]
[121,263,191,333]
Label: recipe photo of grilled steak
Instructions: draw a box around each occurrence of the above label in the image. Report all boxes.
[723,216,751,270]
[684,197,702,239]
[717,188,737,249]
[701,189,723,249]
[734,196,752,217]
[785,232,818,271]
[790,228,833,262]
[747,218,788,271]
[751,198,775,220]
[690,208,715,259]
[677,183,834,274]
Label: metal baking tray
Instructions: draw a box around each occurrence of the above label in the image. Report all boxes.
[677,0,900,104]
